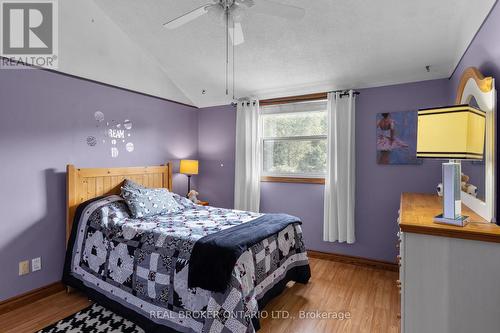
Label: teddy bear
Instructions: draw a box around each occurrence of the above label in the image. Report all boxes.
[187,189,200,203]
[461,173,478,197]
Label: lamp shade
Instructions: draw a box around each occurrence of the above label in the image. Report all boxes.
[180,160,199,175]
[417,105,486,160]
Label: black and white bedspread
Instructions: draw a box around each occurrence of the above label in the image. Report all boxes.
[63,195,310,333]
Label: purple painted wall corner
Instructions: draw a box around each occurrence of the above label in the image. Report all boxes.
[448,0,500,218]
[197,104,237,209]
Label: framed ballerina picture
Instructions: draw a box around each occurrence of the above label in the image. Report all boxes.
[376,111,422,165]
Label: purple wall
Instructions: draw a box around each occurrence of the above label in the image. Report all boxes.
[198,79,449,263]
[197,105,236,209]
[449,0,500,213]
[449,1,500,97]
[0,68,198,301]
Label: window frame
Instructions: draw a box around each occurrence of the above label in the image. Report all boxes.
[260,98,328,183]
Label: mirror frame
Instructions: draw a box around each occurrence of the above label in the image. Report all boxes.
[456,67,496,222]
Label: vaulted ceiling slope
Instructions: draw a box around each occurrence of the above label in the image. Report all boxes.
[65,1,496,107]
[57,0,194,106]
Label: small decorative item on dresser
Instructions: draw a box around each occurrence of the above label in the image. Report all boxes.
[436,183,443,197]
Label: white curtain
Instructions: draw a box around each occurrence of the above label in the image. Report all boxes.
[324,91,356,243]
[234,99,261,212]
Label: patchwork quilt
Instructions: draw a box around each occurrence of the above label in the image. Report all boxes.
[63,195,310,333]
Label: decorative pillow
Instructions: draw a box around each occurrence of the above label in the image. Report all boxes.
[120,180,182,218]
[122,179,147,190]
[172,193,197,210]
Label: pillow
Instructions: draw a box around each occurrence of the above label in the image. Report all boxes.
[123,179,196,210]
[172,193,197,210]
[120,180,182,218]
[122,179,147,190]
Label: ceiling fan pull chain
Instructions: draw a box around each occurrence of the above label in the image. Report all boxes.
[232,16,236,100]
[225,8,229,96]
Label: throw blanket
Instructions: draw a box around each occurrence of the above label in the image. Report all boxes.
[189,214,302,292]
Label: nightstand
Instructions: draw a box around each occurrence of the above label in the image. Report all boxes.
[198,201,209,206]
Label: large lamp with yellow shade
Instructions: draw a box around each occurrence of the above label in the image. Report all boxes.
[417,104,486,226]
[180,159,199,195]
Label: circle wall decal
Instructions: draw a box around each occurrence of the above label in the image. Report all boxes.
[126,142,134,152]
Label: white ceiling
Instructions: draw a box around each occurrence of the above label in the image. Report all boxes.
[93,0,496,107]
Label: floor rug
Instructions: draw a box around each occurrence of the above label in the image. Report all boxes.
[38,303,144,333]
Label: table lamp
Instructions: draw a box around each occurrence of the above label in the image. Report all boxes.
[417,104,486,226]
[180,159,199,195]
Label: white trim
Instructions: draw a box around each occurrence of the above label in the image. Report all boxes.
[260,100,327,115]
[262,135,327,141]
[460,77,496,222]
[261,172,326,178]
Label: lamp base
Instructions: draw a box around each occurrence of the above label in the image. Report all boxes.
[433,214,469,227]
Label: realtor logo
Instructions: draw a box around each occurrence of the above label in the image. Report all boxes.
[1,0,58,68]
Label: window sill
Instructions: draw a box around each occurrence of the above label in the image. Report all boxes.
[260,176,325,184]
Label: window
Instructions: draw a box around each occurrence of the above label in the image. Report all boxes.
[261,100,327,179]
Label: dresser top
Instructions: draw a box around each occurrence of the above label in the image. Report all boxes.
[400,193,500,243]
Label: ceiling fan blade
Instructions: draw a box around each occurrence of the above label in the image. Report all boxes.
[252,0,305,20]
[163,4,213,29]
[229,22,245,45]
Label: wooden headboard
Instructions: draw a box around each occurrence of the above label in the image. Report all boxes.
[66,163,173,243]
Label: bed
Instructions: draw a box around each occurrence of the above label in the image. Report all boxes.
[62,163,311,333]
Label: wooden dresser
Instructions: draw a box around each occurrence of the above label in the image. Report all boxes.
[398,193,500,333]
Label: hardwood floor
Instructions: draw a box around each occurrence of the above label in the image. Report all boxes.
[0,290,91,333]
[0,258,400,333]
[259,258,400,333]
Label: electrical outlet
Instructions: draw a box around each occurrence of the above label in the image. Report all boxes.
[19,260,29,276]
[32,257,42,272]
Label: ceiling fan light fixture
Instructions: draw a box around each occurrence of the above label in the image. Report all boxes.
[207,4,225,24]
[231,4,246,22]
[236,0,255,8]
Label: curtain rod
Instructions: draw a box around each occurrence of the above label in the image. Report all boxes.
[328,90,360,97]
[237,90,360,106]
[259,90,359,106]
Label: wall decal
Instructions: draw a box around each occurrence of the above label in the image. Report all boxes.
[94,111,105,122]
[376,111,421,165]
[87,111,135,158]
[86,136,97,147]
[124,119,132,130]
[111,147,119,158]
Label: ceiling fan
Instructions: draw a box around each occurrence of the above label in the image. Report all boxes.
[163,0,305,98]
[163,0,305,45]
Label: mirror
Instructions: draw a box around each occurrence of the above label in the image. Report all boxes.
[456,67,496,222]
[461,96,486,202]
